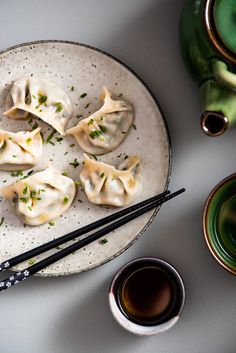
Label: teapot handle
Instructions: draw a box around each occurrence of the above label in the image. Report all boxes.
[212,60,236,90]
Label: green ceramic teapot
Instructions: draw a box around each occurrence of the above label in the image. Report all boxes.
[180,0,236,136]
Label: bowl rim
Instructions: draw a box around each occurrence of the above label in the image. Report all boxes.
[203,172,236,275]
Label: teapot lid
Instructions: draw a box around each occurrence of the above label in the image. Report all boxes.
[213,0,236,55]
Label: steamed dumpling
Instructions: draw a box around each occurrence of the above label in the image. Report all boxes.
[80,154,141,206]
[0,128,42,170]
[0,165,76,226]
[67,87,134,155]
[4,77,73,135]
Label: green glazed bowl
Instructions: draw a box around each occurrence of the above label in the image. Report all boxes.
[203,173,236,275]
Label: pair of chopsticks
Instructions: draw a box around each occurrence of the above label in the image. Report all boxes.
[0,188,185,293]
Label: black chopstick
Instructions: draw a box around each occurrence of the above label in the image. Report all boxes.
[0,190,170,272]
[0,188,185,293]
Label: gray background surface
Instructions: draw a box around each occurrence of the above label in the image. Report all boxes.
[0,1,236,352]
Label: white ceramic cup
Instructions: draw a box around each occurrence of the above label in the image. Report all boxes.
[109,257,185,336]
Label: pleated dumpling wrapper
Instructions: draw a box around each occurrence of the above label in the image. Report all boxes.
[0,127,42,170]
[4,77,73,135]
[67,87,134,155]
[0,165,76,226]
[80,154,142,206]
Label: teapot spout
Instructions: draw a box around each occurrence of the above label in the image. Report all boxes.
[201,111,228,136]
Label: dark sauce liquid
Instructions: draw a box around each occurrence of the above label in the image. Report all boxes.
[118,266,173,324]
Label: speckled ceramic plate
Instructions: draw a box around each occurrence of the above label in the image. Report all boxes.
[0,40,171,276]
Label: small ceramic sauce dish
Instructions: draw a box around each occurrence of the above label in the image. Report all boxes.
[108,257,185,335]
[203,173,236,274]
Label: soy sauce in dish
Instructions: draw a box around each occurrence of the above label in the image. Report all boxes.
[118,266,174,324]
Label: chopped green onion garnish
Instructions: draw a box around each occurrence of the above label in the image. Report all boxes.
[63,196,69,204]
[54,102,63,112]
[88,119,94,126]
[26,137,32,144]
[46,130,56,144]
[69,159,79,168]
[100,172,105,178]
[99,238,108,245]
[132,124,137,130]
[23,186,28,195]
[80,93,87,98]
[28,259,36,265]
[49,221,55,226]
[89,130,102,139]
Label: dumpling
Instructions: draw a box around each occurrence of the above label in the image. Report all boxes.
[67,87,134,155]
[4,77,73,135]
[80,154,142,206]
[0,127,42,170]
[0,165,76,226]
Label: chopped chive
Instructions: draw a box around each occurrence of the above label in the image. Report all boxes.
[63,196,69,204]
[46,130,56,144]
[132,124,137,130]
[78,199,83,203]
[71,86,74,91]
[20,197,27,203]
[38,94,47,105]
[12,155,17,158]
[89,130,102,139]
[8,137,12,140]
[10,171,23,177]
[85,103,90,109]
[49,141,55,146]
[124,154,128,160]
[70,144,75,147]
[77,114,83,119]
[3,180,7,183]
[100,116,104,121]
[26,137,32,144]
[87,119,94,126]
[32,95,36,99]
[99,238,108,245]
[118,93,123,97]
[23,185,28,195]
[28,206,32,211]
[64,151,68,155]
[0,217,4,226]
[122,131,127,134]
[56,137,63,142]
[62,171,68,176]
[54,102,63,112]
[100,172,105,178]
[74,181,81,186]
[69,159,79,168]
[49,221,55,226]
[28,259,36,265]
[27,170,34,176]
[28,117,33,125]
[80,93,87,98]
